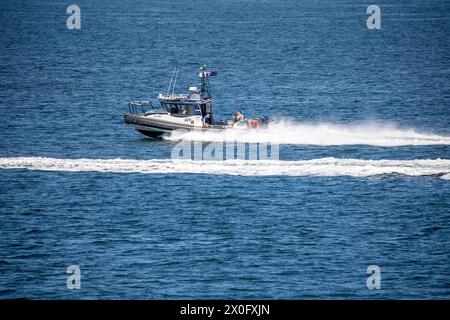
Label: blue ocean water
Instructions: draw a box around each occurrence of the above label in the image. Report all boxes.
[1,0,450,299]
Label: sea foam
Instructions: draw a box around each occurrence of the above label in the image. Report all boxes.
[164,119,450,146]
[1,157,449,179]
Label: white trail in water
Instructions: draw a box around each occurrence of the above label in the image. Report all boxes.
[1,157,450,179]
[164,119,450,146]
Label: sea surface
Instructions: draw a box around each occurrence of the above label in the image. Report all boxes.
[1,0,450,299]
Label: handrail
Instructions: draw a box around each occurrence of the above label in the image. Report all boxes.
[128,100,160,115]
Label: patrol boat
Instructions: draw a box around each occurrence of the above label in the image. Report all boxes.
[124,65,271,138]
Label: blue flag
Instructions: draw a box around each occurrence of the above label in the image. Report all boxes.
[199,71,217,77]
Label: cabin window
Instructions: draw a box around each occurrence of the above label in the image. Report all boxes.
[160,102,171,113]
[200,103,212,115]
[164,104,195,116]
[205,102,212,114]
[160,103,200,116]
[194,104,202,116]
[178,104,188,115]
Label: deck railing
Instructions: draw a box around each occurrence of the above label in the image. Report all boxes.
[128,100,152,115]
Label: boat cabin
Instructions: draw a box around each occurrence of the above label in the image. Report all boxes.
[158,86,214,124]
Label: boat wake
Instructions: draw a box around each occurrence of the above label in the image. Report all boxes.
[164,119,450,146]
[1,157,450,179]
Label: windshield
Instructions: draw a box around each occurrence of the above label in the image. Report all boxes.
[161,102,199,116]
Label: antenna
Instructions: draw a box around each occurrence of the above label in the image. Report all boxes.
[172,66,180,96]
[167,67,176,96]
[200,64,206,95]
